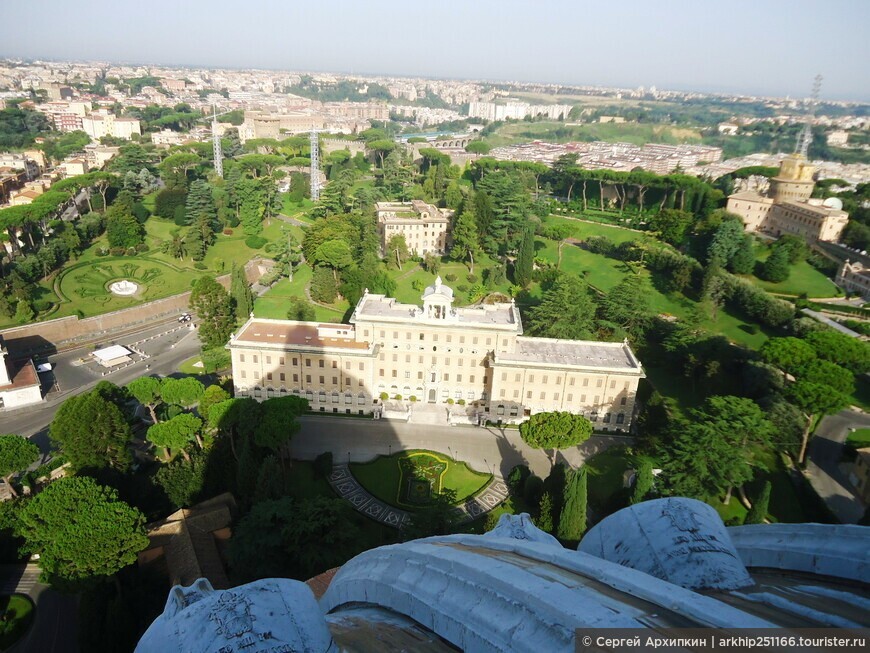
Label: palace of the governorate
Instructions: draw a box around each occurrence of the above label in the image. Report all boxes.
[229,277,644,428]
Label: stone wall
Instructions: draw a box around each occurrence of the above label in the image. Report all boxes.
[1,259,268,355]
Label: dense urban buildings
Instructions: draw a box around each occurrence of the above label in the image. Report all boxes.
[228,278,644,429]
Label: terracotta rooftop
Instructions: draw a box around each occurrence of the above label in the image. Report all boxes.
[0,358,40,391]
[235,320,369,350]
[305,567,340,600]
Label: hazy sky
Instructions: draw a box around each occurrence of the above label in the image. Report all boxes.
[3,0,869,101]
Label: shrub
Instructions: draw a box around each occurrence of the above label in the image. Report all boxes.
[523,474,544,506]
[409,395,417,402]
[394,394,402,400]
[194,262,207,270]
[508,464,531,493]
[245,235,267,249]
[228,215,240,228]
[109,247,126,256]
[314,452,333,479]
[32,299,53,313]
[466,273,478,283]
[135,243,149,252]
[456,284,468,292]
[125,247,137,256]
[379,392,389,401]
[458,399,466,405]
[444,273,457,282]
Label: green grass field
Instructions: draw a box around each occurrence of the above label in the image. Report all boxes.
[487,120,703,148]
[350,450,491,509]
[0,594,34,650]
[748,248,841,298]
[847,427,870,450]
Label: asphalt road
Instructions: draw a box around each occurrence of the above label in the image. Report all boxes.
[1,564,77,653]
[807,409,870,523]
[3,321,203,451]
[291,415,632,478]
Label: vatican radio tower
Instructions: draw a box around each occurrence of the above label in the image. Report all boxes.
[795,74,822,159]
[211,105,223,178]
[309,127,321,201]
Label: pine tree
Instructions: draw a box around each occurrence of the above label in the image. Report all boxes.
[450,210,479,273]
[557,467,587,541]
[744,481,771,525]
[630,460,653,504]
[760,245,791,283]
[536,491,554,533]
[514,226,535,287]
[230,263,254,322]
[185,180,218,231]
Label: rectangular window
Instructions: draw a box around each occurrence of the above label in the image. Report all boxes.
[473,337,478,345]
[253,371,260,380]
[581,394,586,402]
[621,396,627,405]
[554,393,560,401]
[392,354,398,362]
[567,393,573,402]
[444,373,450,381]
[556,377,562,385]
[583,378,589,387]
[539,392,545,400]
[332,377,338,385]
[380,330,385,338]
[406,355,411,363]
[597,379,603,388]
[332,361,337,369]
[345,361,351,370]
[266,356,271,365]
[319,360,324,368]
[266,373,272,381]
[319,376,324,384]
[280,357,285,365]
[460,336,465,344]
[391,370,397,378]
[305,359,311,367]
[526,391,532,399]
[379,369,384,377]
[486,338,491,346]
[252,355,258,364]
[405,371,411,379]
[446,335,452,343]
[292,358,298,366]
[569,377,575,386]
[418,371,423,379]
[543,375,548,384]
[529,374,535,383]
[240,354,245,362]
[610,380,616,389]
[501,372,507,381]
[513,389,519,398]
[515,373,521,382]
[470,375,475,383]
[406,332,411,340]
[280,373,285,381]
[393,331,398,339]
[500,389,507,398]
[240,370,247,379]
[433,334,438,342]
[457,374,462,382]
[359,363,364,371]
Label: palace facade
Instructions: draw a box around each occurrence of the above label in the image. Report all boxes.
[228,278,644,430]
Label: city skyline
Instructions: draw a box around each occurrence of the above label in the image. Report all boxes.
[2,0,869,102]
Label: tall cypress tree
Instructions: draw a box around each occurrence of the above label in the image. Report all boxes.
[744,481,771,525]
[253,455,284,503]
[630,460,654,505]
[557,467,587,541]
[231,263,254,322]
[536,491,554,533]
[514,226,534,288]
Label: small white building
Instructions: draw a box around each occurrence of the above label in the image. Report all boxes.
[92,344,133,368]
[0,338,42,410]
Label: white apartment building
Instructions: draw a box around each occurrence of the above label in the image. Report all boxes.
[228,279,644,429]
[81,111,142,140]
[376,201,452,256]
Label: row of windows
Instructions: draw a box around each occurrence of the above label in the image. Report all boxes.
[366,330,506,348]
[238,370,365,387]
[499,372,629,390]
[380,353,485,366]
[498,388,629,405]
[237,353,367,372]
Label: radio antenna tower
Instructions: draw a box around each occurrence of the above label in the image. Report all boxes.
[309,126,321,201]
[795,74,822,159]
[212,105,223,178]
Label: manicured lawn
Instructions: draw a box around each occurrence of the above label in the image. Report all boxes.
[253,266,351,322]
[0,594,35,650]
[747,259,841,299]
[350,450,491,509]
[177,355,205,375]
[847,427,870,450]
[584,447,633,517]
